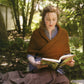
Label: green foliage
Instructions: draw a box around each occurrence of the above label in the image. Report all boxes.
[31,12,41,31]
[58,0,83,37]
[9,38,28,50]
[0,0,84,80]
[0,40,9,48]
[69,37,82,49]
[58,1,84,80]
[64,51,84,80]
[64,36,83,80]
[0,38,29,73]
[0,0,9,6]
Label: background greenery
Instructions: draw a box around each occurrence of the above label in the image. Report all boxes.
[0,0,84,81]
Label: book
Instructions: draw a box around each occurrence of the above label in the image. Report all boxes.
[41,54,75,70]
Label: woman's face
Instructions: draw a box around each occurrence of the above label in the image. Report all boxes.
[44,12,57,30]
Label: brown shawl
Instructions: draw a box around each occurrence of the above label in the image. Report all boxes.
[27,24,70,59]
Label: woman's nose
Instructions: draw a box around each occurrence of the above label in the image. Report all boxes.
[50,20,53,24]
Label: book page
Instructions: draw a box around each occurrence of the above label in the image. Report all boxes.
[41,54,75,69]
[41,58,59,63]
[59,55,75,66]
[59,54,75,62]
[41,54,75,63]
[41,59,59,69]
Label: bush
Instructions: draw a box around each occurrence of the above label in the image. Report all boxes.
[64,51,84,80]
[64,36,83,80]
[0,38,29,73]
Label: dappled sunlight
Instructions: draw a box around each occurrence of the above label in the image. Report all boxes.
[31,12,41,31]
[71,80,84,84]
[1,62,8,66]
[77,46,83,53]
[0,0,84,82]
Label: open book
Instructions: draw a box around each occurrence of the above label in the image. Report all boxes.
[41,54,75,70]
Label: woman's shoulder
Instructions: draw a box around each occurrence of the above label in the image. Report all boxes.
[31,28,40,36]
[57,24,68,34]
[61,28,68,34]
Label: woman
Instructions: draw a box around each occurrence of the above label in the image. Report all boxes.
[27,5,75,84]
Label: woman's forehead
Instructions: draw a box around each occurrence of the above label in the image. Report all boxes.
[45,12,57,18]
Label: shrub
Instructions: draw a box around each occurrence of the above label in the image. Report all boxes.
[0,38,29,73]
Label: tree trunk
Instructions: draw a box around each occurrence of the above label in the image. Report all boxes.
[0,11,8,47]
[26,0,30,24]
[28,0,35,29]
[81,8,84,54]
[22,0,27,38]
[11,0,21,34]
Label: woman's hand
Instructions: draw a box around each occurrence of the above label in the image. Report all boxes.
[65,58,75,67]
[33,61,48,69]
[28,56,48,69]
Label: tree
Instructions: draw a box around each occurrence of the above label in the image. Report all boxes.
[10,0,21,34]
[28,0,35,28]
[0,0,51,38]
[9,0,39,38]
[62,0,84,52]
[80,4,84,54]
[0,11,8,48]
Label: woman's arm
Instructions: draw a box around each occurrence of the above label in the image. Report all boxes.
[27,55,48,69]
